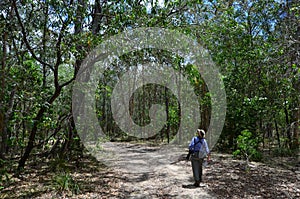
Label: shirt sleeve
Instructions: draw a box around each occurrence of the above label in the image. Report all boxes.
[203,139,210,154]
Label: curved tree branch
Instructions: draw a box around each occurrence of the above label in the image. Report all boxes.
[12,0,54,71]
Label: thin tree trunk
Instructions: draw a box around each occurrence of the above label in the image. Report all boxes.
[275,119,281,148]
[0,31,7,159]
[42,2,49,88]
[18,87,62,170]
[165,87,170,144]
[260,119,265,149]
[91,0,104,35]
[284,99,292,148]
[0,112,5,159]
[200,81,210,131]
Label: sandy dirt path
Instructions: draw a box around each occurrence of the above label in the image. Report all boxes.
[2,142,299,198]
[95,142,214,199]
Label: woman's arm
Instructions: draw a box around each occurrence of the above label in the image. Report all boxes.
[203,139,211,161]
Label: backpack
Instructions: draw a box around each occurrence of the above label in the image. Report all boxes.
[195,137,207,159]
[186,137,207,160]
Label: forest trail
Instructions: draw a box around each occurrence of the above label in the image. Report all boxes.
[96,142,213,198]
[1,142,299,198]
[95,142,300,199]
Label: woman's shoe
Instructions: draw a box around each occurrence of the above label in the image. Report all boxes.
[193,181,200,187]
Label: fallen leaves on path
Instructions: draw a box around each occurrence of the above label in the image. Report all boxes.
[0,142,299,199]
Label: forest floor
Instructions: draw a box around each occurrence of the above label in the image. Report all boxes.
[0,142,299,199]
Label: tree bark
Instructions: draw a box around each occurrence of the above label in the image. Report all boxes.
[91,0,105,35]
[200,81,210,131]
[0,31,7,159]
[275,119,281,148]
[165,87,170,144]
[18,88,62,170]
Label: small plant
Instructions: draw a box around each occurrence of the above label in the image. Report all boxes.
[52,172,80,195]
[0,159,11,188]
[233,130,262,171]
[49,158,68,172]
[272,147,295,157]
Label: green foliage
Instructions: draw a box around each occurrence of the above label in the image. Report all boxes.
[1,0,299,176]
[272,147,295,157]
[233,130,262,162]
[49,158,69,172]
[251,150,263,162]
[52,172,80,195]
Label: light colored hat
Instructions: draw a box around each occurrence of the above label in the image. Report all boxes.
[197,129,205,136]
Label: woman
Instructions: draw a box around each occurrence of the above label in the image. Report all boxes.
[188,129,210,187]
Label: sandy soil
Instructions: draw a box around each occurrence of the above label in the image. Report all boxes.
[1,142,299,198]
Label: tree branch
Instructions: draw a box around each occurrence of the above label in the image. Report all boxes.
[12,0,54,71]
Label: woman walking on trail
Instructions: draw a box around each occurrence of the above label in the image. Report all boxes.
[188,129,210,187]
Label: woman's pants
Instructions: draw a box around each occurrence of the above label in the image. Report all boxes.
[191,157,203,183]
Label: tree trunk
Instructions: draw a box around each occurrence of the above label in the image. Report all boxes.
[42,2,49,88]
[200,81,210,131]
[0,112,5,159]
[165,87,170,144]
[291,14,300,151]
[18,109,45,170]
[275,119,281,148]
[0,31,7,159]
[284,99,292,148]
[91,0,103,35]
[291,108,300,150]
[18,88,62,170]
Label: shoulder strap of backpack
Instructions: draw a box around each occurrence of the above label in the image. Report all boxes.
[194,137,202,147]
